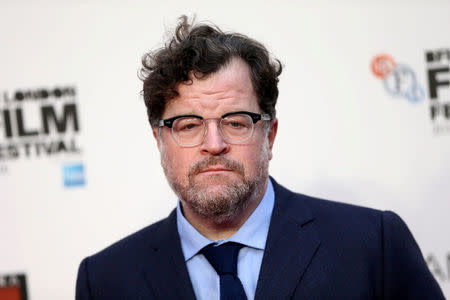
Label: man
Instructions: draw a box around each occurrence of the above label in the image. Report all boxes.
[76,16,444,299]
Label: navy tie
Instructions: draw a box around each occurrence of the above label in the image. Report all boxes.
[201,242,248,300]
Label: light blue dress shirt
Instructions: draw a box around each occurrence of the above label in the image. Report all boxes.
[176,179,275,300]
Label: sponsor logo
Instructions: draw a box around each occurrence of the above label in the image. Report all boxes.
[425,48,450,134]
[372,50,450,135]
[0,273,28,300]
[63,163,85,187]
[371,54,424,103]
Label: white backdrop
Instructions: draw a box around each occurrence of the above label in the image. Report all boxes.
[0,0,449,299]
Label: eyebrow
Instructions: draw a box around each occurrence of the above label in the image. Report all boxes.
[166,111,256,120]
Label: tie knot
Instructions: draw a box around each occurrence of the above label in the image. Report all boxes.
[201,242,244,276]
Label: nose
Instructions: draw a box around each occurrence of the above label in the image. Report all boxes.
[200,120,230,155]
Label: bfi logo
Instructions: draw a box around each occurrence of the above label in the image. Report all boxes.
[426,49,450,121]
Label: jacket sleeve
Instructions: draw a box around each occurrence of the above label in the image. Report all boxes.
[382,211,445,299]
[76,257,93,300]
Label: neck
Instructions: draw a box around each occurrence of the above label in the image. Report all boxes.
[181,179,268,241]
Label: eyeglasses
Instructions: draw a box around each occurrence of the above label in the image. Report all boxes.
[158,111,271,147]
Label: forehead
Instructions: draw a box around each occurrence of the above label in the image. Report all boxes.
[162,58,260,118]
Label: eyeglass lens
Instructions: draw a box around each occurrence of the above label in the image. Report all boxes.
[171,114,254,146]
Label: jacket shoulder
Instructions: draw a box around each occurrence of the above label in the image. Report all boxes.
[76,211,178,298]
[92,212,172,262]
[272,178,384,227]
[80,210,176,281]
[271,178,390,257]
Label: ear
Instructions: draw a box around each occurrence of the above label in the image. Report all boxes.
[152,127,161,151]
[267,118,278,160]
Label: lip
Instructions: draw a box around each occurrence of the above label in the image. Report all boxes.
[198,166,233,173]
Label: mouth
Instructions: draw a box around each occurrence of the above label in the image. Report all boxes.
[198,166,233,174]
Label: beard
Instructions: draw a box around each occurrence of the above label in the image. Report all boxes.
[160,141,270,224]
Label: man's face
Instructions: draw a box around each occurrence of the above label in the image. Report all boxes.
[153,58,277,223]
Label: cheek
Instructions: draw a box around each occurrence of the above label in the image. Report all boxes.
[253,140,271,168]
[162,144,195,177]
[175,155,192,175]
[236,145,267,174]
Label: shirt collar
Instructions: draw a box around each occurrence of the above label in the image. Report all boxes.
[177,179,275,262]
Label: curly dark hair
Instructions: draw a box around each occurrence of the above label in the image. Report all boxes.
[140,16,282,127]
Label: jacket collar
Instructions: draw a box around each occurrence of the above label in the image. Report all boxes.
[141,210,197,300]
[140,177,321,299]
[255,177,321,299]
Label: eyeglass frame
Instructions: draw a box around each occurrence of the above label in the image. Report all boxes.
[158,110,271,147]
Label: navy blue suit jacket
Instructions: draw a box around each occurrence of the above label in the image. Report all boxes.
[76,178,444,299]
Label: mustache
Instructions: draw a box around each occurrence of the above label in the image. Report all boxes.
[188,156,245,177]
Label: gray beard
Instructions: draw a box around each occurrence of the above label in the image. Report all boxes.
[161,146,269,224]
[174,169,259,223]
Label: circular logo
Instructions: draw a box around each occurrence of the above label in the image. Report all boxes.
[383,64,424,102]
[371,54,396,79]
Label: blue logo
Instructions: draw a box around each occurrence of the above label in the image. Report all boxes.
[62,163,85,187]
[371,54,424,103]
[383,64,424,102]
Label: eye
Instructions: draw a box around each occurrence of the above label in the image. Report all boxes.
[229,121,245,128]
[178,122,199,132]
[182,123,198,130]
[222,115,252,131]
[173,118,203,132]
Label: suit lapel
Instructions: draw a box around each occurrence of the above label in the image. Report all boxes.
[138,179,321,299]
[141,210,196,300]
[255,179,321,299]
